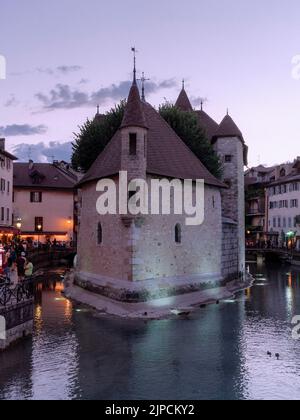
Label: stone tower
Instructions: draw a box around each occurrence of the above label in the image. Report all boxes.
[120,76,148,183]
[212,114,247,274]
[119,72,148,281]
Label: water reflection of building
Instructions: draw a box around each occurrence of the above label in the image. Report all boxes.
[29,288,80,400]
[0,339,33,399]
[240,265,300,400]
[74,315,140,399]
[74,306,247,400]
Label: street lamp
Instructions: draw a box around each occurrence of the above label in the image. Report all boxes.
[37,224,42,251]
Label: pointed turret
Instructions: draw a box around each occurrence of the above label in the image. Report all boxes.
[120,52,148,189]
[121,81,148,129]
[121,54,148,130]
[94,104,104,124]
[175,81,193,112]
[214,114,244,142]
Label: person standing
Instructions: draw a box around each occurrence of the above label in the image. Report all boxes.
[25,259,34,278]
[16,252,26,282]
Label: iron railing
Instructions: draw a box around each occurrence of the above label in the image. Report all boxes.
[0,277,34,307]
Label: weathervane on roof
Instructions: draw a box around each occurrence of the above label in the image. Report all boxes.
[96,104,100,115]
[182,79,185,90]
[131,47,138,83]
[28,146,32,161]
[138,72,150,102]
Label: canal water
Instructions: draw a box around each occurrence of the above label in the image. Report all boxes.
[0,264,300,400]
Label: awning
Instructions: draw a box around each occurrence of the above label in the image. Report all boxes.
[0,226,18,234]
[20,231,68,236]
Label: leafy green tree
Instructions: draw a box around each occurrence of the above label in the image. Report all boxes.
[71,101,125,171]
[159,104,222,178]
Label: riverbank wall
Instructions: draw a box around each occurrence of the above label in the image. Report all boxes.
[64,270,253,320]
[0,299,34,351]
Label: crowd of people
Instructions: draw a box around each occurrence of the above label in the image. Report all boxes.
[0,241,34,285]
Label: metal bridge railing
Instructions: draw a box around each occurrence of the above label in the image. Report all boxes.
[0,277,34,307]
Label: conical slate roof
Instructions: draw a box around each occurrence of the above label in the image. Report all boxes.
[79,101,225,188]
[214,114,244,141]
[195,110,219,140]
[175,88,193,112]
[213,114,248,165]
[121,81,148,129]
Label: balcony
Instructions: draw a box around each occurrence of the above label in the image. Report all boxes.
[246,206,265,217]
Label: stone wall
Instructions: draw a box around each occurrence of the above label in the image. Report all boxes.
[222,219,239,281]
[77,177,223,284]
[131,182,222,282]
[213,137,245,273]
[0,300,34,350]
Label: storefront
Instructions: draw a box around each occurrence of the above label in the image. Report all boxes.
[0,226,18,244]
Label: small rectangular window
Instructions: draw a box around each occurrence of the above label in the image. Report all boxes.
[30,192,42,203]
[129,133,137,156]
[225,155,232,163]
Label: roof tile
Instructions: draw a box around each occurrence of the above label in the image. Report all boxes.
[79,102,225,188]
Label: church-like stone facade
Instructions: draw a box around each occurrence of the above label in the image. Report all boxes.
[75,70,247,304]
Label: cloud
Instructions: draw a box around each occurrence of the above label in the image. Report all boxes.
[190,96,208,108]
[36,84,90,110]
[0,124,48,137]
[13,141,73,163]
[4,95,19,107]
[36,79,178,111]
[37,65,82,75]
[10,65,82,77]
[78,78,89,85]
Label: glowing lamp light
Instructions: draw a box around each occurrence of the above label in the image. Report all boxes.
[286,231,295,238]
[37,224,42,231]
[16,221,22,230]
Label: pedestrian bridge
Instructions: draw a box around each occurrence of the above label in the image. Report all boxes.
[246,248,300,266]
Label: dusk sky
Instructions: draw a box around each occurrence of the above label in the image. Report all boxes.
[1,0,300,166]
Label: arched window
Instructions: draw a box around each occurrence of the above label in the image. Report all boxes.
[175,224,182,244]
[97,222,103,245]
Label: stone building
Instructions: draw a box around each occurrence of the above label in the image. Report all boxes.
[75,69,247,305]
[175,86,247,279]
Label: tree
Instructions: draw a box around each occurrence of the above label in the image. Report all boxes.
[71,101,125,172]
[159,104,222,179]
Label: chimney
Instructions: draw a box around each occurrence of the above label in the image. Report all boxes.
[0,138,5,151]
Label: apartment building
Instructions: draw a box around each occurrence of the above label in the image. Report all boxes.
[0,138,17,237]
[266,158,300,248]
[13,160,79,244]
